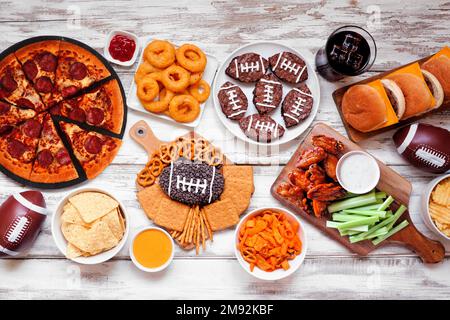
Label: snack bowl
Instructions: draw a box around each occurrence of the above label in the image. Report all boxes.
[129,226,175,273]
[420,173,450,241]
[51,187,130,264]
[103,30,140,67]
[234,207,307,281]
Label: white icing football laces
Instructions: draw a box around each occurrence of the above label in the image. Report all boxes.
[226,90,243,110]
[239,61,260,73]
[176,176,208,194]
[256,84,276,109]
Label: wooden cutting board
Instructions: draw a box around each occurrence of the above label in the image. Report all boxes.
[130,120,232,191]
[271,122,445,263]
[332,55,450,143]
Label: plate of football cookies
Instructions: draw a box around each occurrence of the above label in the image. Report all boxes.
[128,39,218,127]
[130,120,254,254]
[213,42,320,145]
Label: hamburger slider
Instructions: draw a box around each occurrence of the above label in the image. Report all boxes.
[422,52,450,99]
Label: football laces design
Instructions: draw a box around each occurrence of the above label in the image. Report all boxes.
[4,216,31,245]
[254,121,278,137]
[176,176,208,194]
[240,61,260,73]
[279,58,302,75]
[290,97,307,116]
[226,89,243,110]
[414,146,448,169]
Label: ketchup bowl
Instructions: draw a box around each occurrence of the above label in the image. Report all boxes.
[104,30,140,67]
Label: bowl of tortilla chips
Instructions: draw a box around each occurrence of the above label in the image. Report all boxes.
[52,188,129,264]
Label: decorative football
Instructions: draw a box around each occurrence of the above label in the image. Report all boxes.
[225,53,269,83]
[159,159,225,206]
[269,51,308,84]
[393,123,450,173]
[218,81,248,121]
[282,84,314,128]
[239,113,285,143]
[0,191,47,257]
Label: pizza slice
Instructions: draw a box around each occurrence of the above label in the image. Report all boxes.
[55,41,111,99]
[0,53,46,112]
[15,39,62,107]
[59,122,121,179]
[0,113,44,180]
[29,114,78,184]
[0,100,36,134]
[51,79,124,134]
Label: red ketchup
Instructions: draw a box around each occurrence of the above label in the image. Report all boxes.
[108,34,136,62]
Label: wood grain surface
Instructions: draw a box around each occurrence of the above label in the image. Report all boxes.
[0,0,449,300]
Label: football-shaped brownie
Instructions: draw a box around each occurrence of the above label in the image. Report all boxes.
[159,159,224,206]
[393,123,450,173]
[269,51,308,84]
[0,191,47,257]
[225,53,269,83]
[282,84,314,128]
[218,81,248,120]
[253,74,283,115]
[239,114,285,143]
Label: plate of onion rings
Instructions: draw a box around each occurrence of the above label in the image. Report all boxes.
[212,41,320,146]
[128,38,219,128]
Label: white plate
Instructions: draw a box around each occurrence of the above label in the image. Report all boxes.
[212,41,320,146]
[128,38,219,128]
[234,207,308,281]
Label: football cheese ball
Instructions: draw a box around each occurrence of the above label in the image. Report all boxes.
[0,191,47,256]
[393,123,450,173]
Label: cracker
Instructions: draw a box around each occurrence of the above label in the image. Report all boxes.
[221,178,253,215]
[61,203,90,227]
[101,208,124,240]
[222,165,254,192]
[153,196,191,231]
[137,184,166,220]
[204,198,239,231]
[69,192,119,223]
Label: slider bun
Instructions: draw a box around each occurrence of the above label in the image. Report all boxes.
[422,55,450,98]
[381,79,406,119]
[342,84,387,133]
[421,69,444,110]
[385,73,433,119]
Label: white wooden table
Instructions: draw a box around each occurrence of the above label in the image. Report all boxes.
[0,0,449,300]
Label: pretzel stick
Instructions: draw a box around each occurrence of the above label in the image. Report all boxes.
[196,217,200,255]
[188,206,198,243]
[180,207,194,244]
[201,208,213,241]
[199,212,206,249]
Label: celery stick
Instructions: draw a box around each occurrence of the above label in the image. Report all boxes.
[349,227,388,243]
[328,191,377,213]
[340,229,362,236]
[385,205,407,230]
[352,202,383,211]
[377,196,394,211]
[376,192,387,199]
[372,220,409,245]
[343,209,387,218]
[332,213,369,222]
[337,216,379,230]
[326,221,369,232]
[385,210,393,218]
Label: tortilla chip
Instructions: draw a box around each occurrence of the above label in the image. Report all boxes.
[204,198,239,231]
[66,243,85,259]
[61,220,119,254]
[222,165,254,192]
[137,184,166,220]
[117,208,126,233]
[61,203,90,227]
[221,178,253,215]
[153,196,190,231]
[101,209,124,240]
[69,192,119,223]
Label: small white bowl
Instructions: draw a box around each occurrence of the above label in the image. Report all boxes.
[51,187,130,264]
[336,150,381,194]
[234,207,307,281]
[420,173,450,241]
[103,30,140,67]
[129,226,175,273]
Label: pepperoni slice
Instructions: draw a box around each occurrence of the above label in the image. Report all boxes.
[7,139,27,159]
[37,149,53,168]
[84,135,103,154]
[37,52,57,72]
[62,85,79,98]
[22,60,38,81]
[22,119,42,138]
[49,103,61,115]
[0,101,11,114]
[16,98,35,109]
[0,71,17,93]
[69,107,86,122]
[0,125,13,135]
[41,122,54,138]
[86,108,105,125]
[35,76,53,94]
[56,148,71,165]
[69,62,88,80]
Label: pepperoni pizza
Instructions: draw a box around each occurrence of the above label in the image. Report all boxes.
[0,37,125,188]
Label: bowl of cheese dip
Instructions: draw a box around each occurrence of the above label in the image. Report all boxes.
[336,150,380,194]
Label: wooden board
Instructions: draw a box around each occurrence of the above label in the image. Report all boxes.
[332,55,450,142]
[271,122,445,263]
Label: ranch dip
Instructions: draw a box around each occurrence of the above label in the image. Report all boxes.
[336,151,380,194]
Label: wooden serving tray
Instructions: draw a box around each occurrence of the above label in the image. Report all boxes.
[332,55,450,142]
[271,122,445,263]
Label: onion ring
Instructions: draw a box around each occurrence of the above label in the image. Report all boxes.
[161,65,190,92]
[134,61,161,83]
[189,79,210,103]
[176,44,207,73]
[169,95,200,123]
[142,88,174,113]
[144,40,176,68]
[189,72,203,85]
[137,76,159,102]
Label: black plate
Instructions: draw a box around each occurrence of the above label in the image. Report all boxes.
[0,35,128,189]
